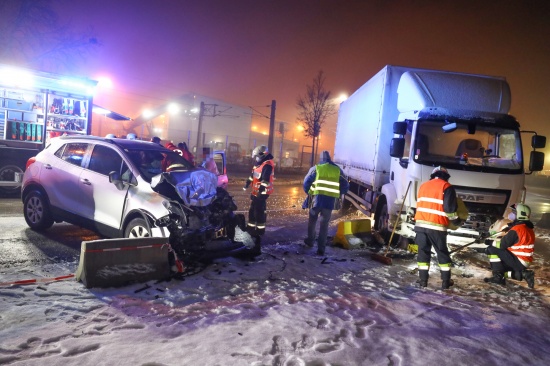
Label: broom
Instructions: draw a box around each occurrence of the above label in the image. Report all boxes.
[371,181,412,265]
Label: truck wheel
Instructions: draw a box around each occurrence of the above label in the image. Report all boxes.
[125,218,152,238]
[23,191,54,230]
[0,164,24,196]
[373,196,389,233]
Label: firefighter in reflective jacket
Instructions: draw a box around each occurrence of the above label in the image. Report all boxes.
[484,203,535,288]
[414,166,462,290]
[243,145,274,237]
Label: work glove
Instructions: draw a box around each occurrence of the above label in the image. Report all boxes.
[242,185,247,191]
[485,238,494,246]
[243,180,251,190]
[259,185,266,194]
[450,218,463,228]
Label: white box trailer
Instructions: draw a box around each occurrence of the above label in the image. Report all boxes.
[334,65,546,247]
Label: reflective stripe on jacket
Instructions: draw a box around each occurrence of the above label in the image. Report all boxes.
[415,178,452,231]
[251,160,274,196]
[308,163,341,198]
[508,223,535,266]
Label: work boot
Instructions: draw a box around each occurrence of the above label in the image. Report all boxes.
[416,279,428,288]
[522,270,535,289]
[483,271,506,286]
[304,238,314,247]
[441,279,454,290]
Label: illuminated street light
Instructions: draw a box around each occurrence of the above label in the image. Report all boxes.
[142,109,154,119]
[167,103,180,114]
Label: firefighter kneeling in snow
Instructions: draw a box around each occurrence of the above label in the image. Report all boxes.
[484,203,535,288]
[243,145,274,239]
[414,166,462,290]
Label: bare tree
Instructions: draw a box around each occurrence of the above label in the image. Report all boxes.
[296,70,336,166]
[0,0,99,72]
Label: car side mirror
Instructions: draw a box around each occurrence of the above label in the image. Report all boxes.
[109,171,126,190]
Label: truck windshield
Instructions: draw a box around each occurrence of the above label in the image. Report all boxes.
[413,120,523,173]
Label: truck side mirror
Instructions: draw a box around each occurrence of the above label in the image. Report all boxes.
[529,151,545,172]
[532,135,546,149]
[390,137,405,158]
[393,122,407,135]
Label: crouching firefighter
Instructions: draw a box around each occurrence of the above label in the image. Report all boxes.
[243,145,274,240]
[484,203,536,288]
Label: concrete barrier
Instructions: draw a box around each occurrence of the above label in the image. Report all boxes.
[333,219,373,249]
[75,237,171,288]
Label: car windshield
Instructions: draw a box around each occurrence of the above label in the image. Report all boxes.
[413,120,523,173]
[126,148,195,182]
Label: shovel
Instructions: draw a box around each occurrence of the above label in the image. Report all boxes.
[371,181,412,265]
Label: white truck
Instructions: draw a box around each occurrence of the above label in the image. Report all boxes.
[334,65,546,248]
[0,64,97,196]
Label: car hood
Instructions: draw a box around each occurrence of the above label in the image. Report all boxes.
[150,169,218,207]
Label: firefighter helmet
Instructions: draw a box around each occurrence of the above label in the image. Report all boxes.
[515,203,531,221]
[252,145,268,163]
[430,166,450,180]
[252,145,268,158]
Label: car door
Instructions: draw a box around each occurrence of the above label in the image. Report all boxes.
[78,143,130,232]
[39,142,89,213]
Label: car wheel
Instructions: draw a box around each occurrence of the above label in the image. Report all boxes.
[125,217,152,238]
[23,190,54,230]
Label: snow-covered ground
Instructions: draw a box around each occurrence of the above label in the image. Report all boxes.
[1,210,550,365]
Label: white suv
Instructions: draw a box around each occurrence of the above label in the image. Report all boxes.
[21,135,229,239]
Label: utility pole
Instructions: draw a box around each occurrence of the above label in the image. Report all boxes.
[196,101,205,160]
[268,100,276,154]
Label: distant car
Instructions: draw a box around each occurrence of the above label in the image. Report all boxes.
[21,136,230,239]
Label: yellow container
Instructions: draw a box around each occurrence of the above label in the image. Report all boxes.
[334,219,372,249]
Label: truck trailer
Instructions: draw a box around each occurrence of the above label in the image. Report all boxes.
[334,65,546,248]
[0,64,97,196]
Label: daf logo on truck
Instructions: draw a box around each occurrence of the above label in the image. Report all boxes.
[333,64,546,248]
[458,194,485,202]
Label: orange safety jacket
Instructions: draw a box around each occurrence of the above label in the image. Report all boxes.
[415,178,454,231]
[507,223,535,266]
[251,160,274,197]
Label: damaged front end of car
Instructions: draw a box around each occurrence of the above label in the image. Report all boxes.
[150,169,260,265]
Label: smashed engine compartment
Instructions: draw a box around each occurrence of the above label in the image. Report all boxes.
[150,169,258,264]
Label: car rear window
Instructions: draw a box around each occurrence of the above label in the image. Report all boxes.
[55,143,88,167]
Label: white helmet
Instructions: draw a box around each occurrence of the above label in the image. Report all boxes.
[105,133,116,138]
[127,133,137,140]
[515,203,531,221]
[252,145,268,162]
[430,166,450,180]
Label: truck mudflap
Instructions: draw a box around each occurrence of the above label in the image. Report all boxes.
[0,170,22,187]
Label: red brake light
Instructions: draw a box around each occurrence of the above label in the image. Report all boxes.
[25,157,36,170]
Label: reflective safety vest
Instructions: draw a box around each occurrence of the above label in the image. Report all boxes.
[251,160,274,196]
[508,223,535,267]
[308,163,340,198]
[415,178,454,231]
